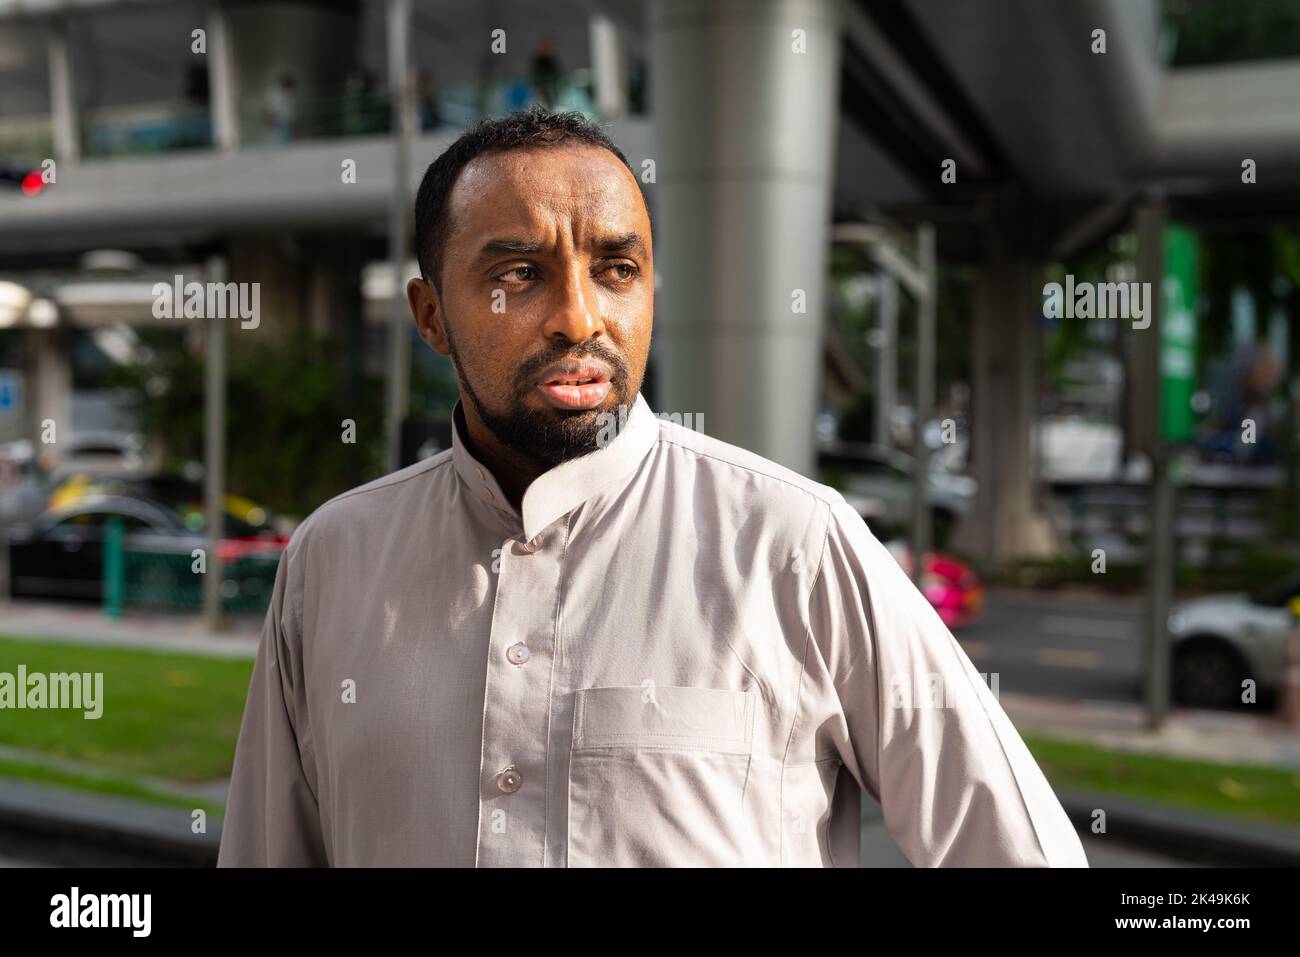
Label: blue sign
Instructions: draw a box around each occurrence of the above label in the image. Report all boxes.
[0,371,21,412]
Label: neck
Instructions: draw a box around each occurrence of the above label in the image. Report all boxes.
[457,404,548,513]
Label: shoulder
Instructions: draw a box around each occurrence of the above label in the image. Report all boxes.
[647,418,891,604]
[652,415,847,511]
[649,418,889,561]
[648,416,868,558]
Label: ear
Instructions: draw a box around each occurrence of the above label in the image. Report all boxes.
[408,277,449,356]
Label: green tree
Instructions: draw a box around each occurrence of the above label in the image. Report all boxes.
[111,334,386,520]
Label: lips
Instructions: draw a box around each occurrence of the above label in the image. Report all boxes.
[537,362,611,386]
[535,361,614,411]
[547,376,600,386]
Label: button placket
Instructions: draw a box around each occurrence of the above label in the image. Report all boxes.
[475,522,561,866]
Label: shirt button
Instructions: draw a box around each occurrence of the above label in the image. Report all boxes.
[506,642,531,665]
[496,766,522,793]
[474,466,485,480]
[513,536,539,554]
[482,486,495,501]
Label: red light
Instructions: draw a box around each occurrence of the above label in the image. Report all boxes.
[20,172,43,196]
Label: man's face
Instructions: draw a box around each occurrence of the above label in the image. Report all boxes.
[408,142,654,467]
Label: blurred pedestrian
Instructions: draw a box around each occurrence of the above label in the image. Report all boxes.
[417,69,441,131]
[264,72,298,143]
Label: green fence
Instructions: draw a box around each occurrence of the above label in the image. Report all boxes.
[103,518,279,617]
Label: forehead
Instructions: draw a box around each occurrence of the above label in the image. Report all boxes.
[446,143,647,242]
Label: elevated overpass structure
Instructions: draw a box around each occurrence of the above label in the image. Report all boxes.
[1,0,1298,562]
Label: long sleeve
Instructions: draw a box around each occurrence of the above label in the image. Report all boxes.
[217,542,329,867]
[808,496,1088,867]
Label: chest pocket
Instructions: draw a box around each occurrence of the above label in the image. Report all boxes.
[566,685,757,867]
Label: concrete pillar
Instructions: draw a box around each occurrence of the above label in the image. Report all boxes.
[229,234,363,343]
[952,249,1057,562]
[25,328,71,477]
[649,0,840,474]
[306,236,365,340]
[227,232,371,343]
[47,17,79,163]
[228,235,306,340]
[208,1,240,150]
[590,11,627,120]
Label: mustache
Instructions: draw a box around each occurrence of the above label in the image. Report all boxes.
[514,342,628,396]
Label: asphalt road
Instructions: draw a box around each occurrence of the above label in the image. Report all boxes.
[4,792,1205,869]
[2,823,1194,868]
[0,826,187,867]
[954,588,1146,703]
[860,800,1204,867]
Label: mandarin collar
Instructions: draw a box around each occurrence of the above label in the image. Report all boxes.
[450,392,659,540]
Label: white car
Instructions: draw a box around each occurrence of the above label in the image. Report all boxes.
[46,430,147,484]
[1167,572,1299,710]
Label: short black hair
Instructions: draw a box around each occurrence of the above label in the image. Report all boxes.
[413,106,642,289]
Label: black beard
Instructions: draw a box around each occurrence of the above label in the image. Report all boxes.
[447,336,633,468]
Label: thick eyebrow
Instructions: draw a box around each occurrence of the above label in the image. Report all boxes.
[473,233,647,268]
[592,232,647,258]
[474,239,544,265]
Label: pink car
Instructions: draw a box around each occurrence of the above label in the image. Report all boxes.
[884,540,984,629]
[839,493,983,628]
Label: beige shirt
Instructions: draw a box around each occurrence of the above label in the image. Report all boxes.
[217,393,1088,867]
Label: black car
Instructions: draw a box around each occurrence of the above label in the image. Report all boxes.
[8,494,280,609]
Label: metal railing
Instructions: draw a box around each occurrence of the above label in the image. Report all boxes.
[239,89,391,146]
[81,102,213,159]
[0,69,610,164]
[102,519,279,617]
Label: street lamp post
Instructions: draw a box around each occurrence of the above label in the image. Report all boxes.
[831,222,938,586]
[203,257,227,633]
[383,0,414,474]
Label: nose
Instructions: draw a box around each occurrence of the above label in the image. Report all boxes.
[541,259,605,344]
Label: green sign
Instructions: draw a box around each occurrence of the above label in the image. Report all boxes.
[1161,225,1198,444]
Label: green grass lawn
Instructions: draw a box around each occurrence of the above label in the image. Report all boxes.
[1024,733,1300,829]
[3,633,1300,831]
[0,635,252,782]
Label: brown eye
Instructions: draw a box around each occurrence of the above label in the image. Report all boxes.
[604,263,637,282]
[497,266,538,283]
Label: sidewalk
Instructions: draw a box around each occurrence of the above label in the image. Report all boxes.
[0,599,261,657]
[1002,691,1300,865]
[0,744,230,806]
[1001,691,1300,769]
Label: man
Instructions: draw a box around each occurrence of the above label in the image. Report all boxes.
[218,107,1088,868]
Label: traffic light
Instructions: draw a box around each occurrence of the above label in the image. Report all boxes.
[0,162,43,196]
